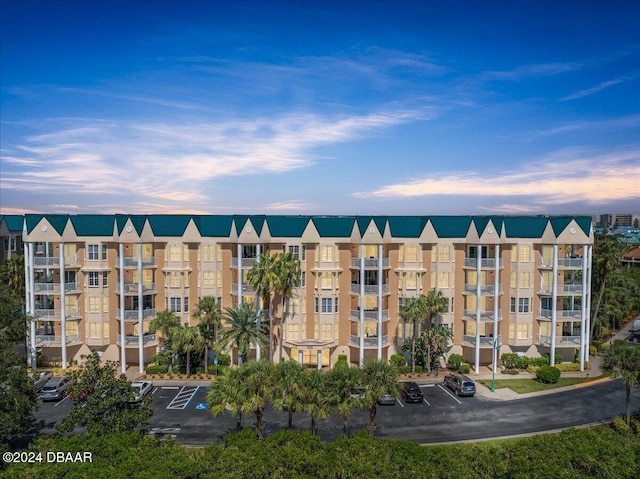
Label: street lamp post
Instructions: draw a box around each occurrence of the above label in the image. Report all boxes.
[492,335,501,393]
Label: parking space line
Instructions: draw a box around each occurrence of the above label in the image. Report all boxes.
[397,399,405,408]
[166,386,199,410]
[438,384,462,404]
[423,398,431,406]
[162,386,179,390]
[54,396,69,407]
[420,384,435,388]
[151,387,159,396]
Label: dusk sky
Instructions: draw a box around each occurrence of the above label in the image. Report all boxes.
[1,0,639,216]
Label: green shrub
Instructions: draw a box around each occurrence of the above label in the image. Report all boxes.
[529,356,550,367]
[556,362,581,372]
[335,354,348,367]
[146,364,168,375]
[415,366,423,374]
[536,365,561,384]
[613,339,627,348]
[397,366,410,374]
[589,345,598,356]
[447,353,465,370]
[611,416,630,434]
[216,354,231,366]
[527,365,541,374]
[390,354,406,367]
[502,368,520,375]
[591,340,603,351]
[151,354,168,365]
[630,418,640,438]
[458,363,471,374]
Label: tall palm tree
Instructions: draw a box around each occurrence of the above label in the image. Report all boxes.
[360,359,401,437]
[591,235,625,340]
[423,288,448,330]
[194,297,222,373]
[602,342,640,426]
[170,325,205,377]
[400,296,427,373]
[149,309,180,373]
[302,369,332,435]
[326,363,362,437]
[208,367,250,432]
[420,324,453,373]
[0,255,25,307]
[272,360,306,429]
[242,360,274,439]
[275,252,301,360]
[247,251,279,359]
[215,303,267,366]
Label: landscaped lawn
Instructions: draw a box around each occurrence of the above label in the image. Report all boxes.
[477,376,603,394]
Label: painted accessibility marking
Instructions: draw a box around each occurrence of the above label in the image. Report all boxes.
[166,386,199,410]
[195,402,207,410]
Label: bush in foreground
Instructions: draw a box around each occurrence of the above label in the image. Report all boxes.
[536,365,561,384]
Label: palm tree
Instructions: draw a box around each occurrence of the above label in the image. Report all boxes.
[419,324,453,373]
[591,235,625,340]
[208,367,250,432]
[326,363,362,437]
[242,360,274,439]
[149,309,181,373]
[215,303,268,366]
[275,252,301,360]
[400,296,427,373]
[170,325,205,377]
[360,359,401,437]
[602,342,640,426]
[423,288,448,330]
[0,255,25,307]
[272,360,306,429]
[302,369,332,435]
[194,297,222,374]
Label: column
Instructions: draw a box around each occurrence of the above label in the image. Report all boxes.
[298,349,303,365]
[359,244,365,367]
[119,244,126,373]
[492,244,500,371]
[26,242,37,368]
[585,245,593,363]
[377,244,383,361]
[255,244,262,361]
[59,243,67,369]
[138,243,144,373]
[579,243,588,371]
[550,244,558,367]
[317,350,322,370]
[474,244,481,374]
[237,243,243,305]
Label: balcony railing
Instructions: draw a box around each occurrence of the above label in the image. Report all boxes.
[231,257,257,268]
[116,308,156,321]
[540,258,584,269]
[35,334,81,346]
[463,309,502,321]
[117,334,157,347]
[231,283,255,294]
[349,309,390,321]
[115,257,156,268]
[464,258,503,269]
[539,309,583,320]
[538,335,581,346]
[350,283,390,295]
[116,283,157,295]
[463,284,503,295]
[462,335,495,347]
[349,335,389,348]
[35,308,80,320]
[350,257,390,269]
[33,256,79,267]
[33,282,59,294]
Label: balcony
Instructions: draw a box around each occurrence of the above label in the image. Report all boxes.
[35,334,81,346]
[33,282,59,294]
[463,258,503,269]
[116,283,157,295]
[463,284,503,295]
[117,334,157,347]
[231,283,255,295]
[463,309,502,321]
[539,284,584,295]
[349,335,389,348]
[116,308,156,321]
[231,257,257,268]
[116,257,156,268]
[538,335,581,347]
[540,258,583,269]
[462,335,495,347]
[350,257,390,269]
[349,309,390,322]
[350,283,390,295]
[538,309,583,321]
[35,308,81,320]
[33,256,79,268]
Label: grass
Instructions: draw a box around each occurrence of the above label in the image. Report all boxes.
[477,376,604,394]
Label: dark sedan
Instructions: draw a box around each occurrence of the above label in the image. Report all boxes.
[443,374,476,397]
[401,381,424,403]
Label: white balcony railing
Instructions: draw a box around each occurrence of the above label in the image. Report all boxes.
[538,335,581,346]
[115,257,156,268]
[231,257,257,268]
[117,334,157,347]
[463,284,503,295]
[231,283,255,294]
[539,309,583,320]
[350,257,390,268]
[464,258,503,269]
[462,335,495,347]
[349,335,389,347]
[350,283,390,295]
[116,309,156,321]
[349,309,390,321]
[35,334,80,346]
[463,309,502,321]
[33,256,79,267]
[540,258,583,269]
[116,283,156,295]
[35,308,80,320]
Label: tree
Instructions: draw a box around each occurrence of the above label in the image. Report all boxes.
[601,342,640,426]
[194,297,222,374]
[208,367,250,432]
[399,296,427,373]
[216,304,268,366]
[149,309,181,373]
[423,288,448,330]
[0,254,26,306]
[58,352,152,435]
[360,359,401,437]
[242,360,274,439]
[326,363,362,437]
[274,252,301,360]
[171,325,205,377]
[302,369,332,435]
[272,360,306,429]
[417,325,453,373]
[591,235,625,340]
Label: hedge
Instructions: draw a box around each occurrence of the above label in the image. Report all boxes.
[145,364,168,375]
[536,365,561,384]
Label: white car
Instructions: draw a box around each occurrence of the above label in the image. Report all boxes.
[130,381,153,402]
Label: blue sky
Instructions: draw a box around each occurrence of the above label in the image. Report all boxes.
[1,0,639,216]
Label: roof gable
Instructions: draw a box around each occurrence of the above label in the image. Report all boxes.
[312,216,355,238]
[429,216,472,238]
[503,217,549,238]
[69,215,115,236]
[148,215,191,236]
[194,216,233,237]
[265,216,310,237]
[387,217,428,238]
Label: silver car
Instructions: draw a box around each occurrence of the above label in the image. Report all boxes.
[130,381,153,402]
[40,376,71,401]
[31,371,53,391]
[376,393,396,405]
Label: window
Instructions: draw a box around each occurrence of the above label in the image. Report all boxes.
[511,297,530,313]
[317,323,332,340]
[541,271,553,292]
[405,272,417,289]
[288,245,299,260]
[101,244,108,260]
[364,245,377,259]
[321,272,332,289]
[89,297,101,313]
[321,245,334,262]
[438,271,450,288]
[508,323,529,339]
[290,298,299,314]
[102,272,108,287]
[464,321,488,337]
[510,272,517,288]
[321,298,333,313]
[184,296,189,313]
[405,245,418,262]
[468,245,488,259]
[519,272,531,288]
[203,271,215,287]
[315,297,319,313]
[170,297,181,312]
[170,272,182,288]
[88,323,102,339]
[287,323,300,339]
[102,297,108,313]
[301,271,306,287]
[301,245,306,261]
[438,245,451,262]
[88,244,99,260]
[519,245,531,263]
[88,272,100,287]
[169,244,181,261]
[201,244,214,261]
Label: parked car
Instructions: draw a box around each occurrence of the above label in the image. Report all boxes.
[401,381,424,403]
[376,393,396,405]
[443,374,476,397]
[39,376,71,401]
[130,381,153,402]
[30,370,53,391]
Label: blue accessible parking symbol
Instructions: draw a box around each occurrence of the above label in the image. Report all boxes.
[195,402,207,410]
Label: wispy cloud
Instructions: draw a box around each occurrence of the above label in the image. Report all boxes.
[263,200,315,211]
[561,76,633,101]
[481,62,582,81]
[354,148,640,206]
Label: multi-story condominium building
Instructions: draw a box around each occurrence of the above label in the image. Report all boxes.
[599,214,612,228]
[614,214,632,227]
[16,214,593,374]
[0,215,25,263]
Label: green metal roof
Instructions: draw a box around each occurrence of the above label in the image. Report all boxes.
[233,215,266,236]
[116,215,147,235]
[265,216,310,237]
[503,217,549,238]
[193,216,233,237]
[25,214,68,235]
[355,216,387,236]
[471,217,491,236]
[387,216,428,238]
[312,216,355,237]
[574,217,592,236]
[1,215,24,231]
[148,215,192,236]
[549,217,573,237]
[69,215,115,236]
[429,216,473,238]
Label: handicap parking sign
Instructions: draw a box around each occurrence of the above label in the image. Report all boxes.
[195,402,207,410]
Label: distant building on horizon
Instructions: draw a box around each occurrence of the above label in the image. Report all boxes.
[599,214,612,228]
[614,214,632,227]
